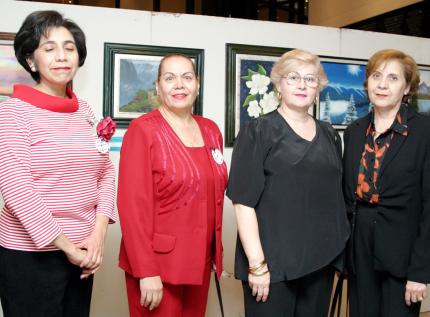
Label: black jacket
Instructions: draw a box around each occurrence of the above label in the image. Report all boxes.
[343,106,430,283]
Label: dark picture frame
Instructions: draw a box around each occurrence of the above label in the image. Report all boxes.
[103,43,204,129]
[0,32,34,102]
[316,56,369,130]
[415,64,430,114]
[225,43,290,147]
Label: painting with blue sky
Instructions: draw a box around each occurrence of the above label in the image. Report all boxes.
[318,59,368,128]
[416,67,430,114]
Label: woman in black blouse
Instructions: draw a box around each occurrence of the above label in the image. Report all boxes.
[227,49,350,316]
[343,49,430,317]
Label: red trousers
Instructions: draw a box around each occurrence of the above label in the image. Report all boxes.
[125,264,212,317]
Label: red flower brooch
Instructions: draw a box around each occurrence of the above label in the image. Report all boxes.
[87,115,116,154]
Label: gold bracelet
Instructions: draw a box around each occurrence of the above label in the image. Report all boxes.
[249,269,269,277]
[248,260,267,274]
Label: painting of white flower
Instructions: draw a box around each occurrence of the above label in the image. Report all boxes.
[246,73,270,95]
[241,64,279,119]
[247,100,262,118]
[260,91,279,114]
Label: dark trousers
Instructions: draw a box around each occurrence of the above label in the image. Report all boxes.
[0,246,93,317]
[348,206,421,317]
[242,266,334,317]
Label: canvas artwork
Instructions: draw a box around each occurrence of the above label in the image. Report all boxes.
[115,54,160,116]
[416,67,430,114]
[225,44,289,146]
[317,58,368,129]
[0,33,34,102]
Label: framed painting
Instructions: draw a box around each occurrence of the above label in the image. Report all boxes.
[0,32,34,102]
[103,43,204,129]
[316,57,369,130]
[414,65,430,114]
[225,43,290,146]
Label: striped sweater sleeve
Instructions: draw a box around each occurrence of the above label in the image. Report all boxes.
[0,105,62,248]
[81,101,116,223]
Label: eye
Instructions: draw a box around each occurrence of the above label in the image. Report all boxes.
[183,75,194,81]
[65,45,76,52]
[164,76,174,82]
[288,74,300,81]
[44,46,55,52]
[304,76,317,84]
[371,72,381,80]
[387,74,399,82]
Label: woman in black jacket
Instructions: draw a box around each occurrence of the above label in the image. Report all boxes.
[343,49,430,317]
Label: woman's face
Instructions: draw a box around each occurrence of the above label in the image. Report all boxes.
[156,56,199,111]
[29,26,79,90]
[367,59,410,110]
[276,63,319,111]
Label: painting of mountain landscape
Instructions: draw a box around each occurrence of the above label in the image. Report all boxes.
[117,56,160,116]
[318,60,368,128]
[417,68,430,114]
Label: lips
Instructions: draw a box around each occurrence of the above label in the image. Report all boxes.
[294,93,307,98]
[172,93,187,100]
[52,67,71,72]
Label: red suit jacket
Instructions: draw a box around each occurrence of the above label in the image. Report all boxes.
[118,110,228,285]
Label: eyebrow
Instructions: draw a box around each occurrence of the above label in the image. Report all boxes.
[39,40,76,46]
[162,72,194,76]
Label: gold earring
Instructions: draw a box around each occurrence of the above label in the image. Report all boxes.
[276,91,282,100]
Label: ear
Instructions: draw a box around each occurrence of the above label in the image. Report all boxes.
[26,57,36,71]
[404,83,410,96]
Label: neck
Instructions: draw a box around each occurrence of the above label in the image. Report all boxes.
[159,105,193,124]
[34,82,68,98]
[278,104,311,124]
[373,104,401,126]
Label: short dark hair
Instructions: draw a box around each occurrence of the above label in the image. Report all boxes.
[14,10,87,82]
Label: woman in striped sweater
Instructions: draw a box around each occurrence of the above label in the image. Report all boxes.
[0,11,116,317]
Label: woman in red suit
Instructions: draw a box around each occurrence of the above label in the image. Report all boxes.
[117,53,228,317]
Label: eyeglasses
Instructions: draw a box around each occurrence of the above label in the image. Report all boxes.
[283,72,319,88]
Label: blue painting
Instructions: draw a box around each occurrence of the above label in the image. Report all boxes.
[318,60,368,128]
[115,55,161,117]
[236,55,280,131]
[417,68,430,114]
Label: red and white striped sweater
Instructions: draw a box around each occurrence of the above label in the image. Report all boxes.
[0,85,116,251]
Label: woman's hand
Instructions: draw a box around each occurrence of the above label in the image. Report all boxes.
[77,215,109,271]
[248,270,270,302]
[140,276,163,311]
[405,280,427,306]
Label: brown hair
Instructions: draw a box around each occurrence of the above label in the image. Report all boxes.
[364,49,420,98]
[157,53,197,81]
[270,49,328,90]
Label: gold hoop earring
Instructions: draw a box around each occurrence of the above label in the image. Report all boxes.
[276,91,282,101]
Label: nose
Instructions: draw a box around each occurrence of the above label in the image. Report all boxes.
[377,76,388,89]
[55,47,66,61]
[297,77,306,89]
[174,76,184,88]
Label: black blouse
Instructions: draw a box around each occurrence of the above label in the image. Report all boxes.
[227,111,350,282]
